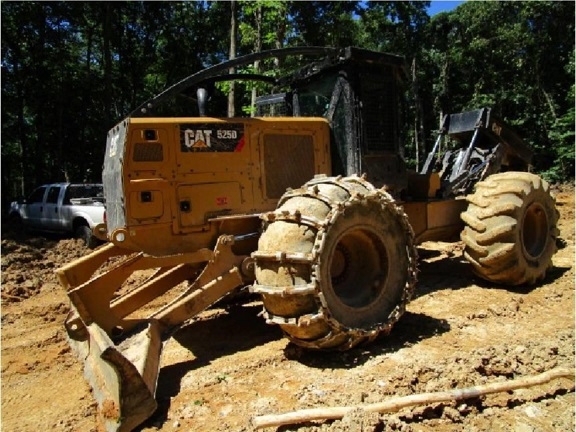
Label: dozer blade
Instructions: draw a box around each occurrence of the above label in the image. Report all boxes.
[58,235,251,431]
[67,317,161,432]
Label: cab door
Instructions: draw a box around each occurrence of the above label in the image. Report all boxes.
[43,185,63,230]
[24,186,48,229]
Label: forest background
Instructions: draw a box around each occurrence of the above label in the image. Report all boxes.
[2,1,574,211]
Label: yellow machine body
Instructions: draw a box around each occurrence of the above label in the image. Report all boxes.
[105,116,331,256]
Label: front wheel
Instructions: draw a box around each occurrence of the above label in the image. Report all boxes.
[8,213,24,232]
[460,172,559,285]
[252,175,418,350]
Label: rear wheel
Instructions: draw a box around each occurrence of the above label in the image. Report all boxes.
[461,172,559,285]
[252,175,418,350]
[75,225,100,249]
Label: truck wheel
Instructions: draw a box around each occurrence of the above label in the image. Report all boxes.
[252,175,418,350]
[8,213,24,232]
[75,225,99,249]
[461,172,559,285]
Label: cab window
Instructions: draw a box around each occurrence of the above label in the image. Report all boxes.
[46,186,61,204]
[28,187,47,203]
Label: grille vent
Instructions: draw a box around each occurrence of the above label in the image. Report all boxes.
[263,134,315,199]
[133,142,163,162]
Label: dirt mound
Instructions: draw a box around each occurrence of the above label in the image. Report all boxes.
[1,226,87,302]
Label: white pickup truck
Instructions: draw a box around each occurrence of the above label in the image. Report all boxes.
[8,183,106,248]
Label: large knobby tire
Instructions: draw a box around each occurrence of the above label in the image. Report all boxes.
[252,175,418,350]
[461,172,559,286]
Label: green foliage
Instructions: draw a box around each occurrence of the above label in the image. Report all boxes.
[419,1,574,179]
[358,1,430,52]
[1,0,573,211]
[542,52,575,182]
[1,1,229,207]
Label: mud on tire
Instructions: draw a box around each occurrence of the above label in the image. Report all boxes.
[252,175,418,350]
[461,172,559,286]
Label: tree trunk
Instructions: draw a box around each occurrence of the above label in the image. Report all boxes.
[250,5,263,116]
[16,59,26,197]
[412,57,424,170]
[102,3,114,124]
[541,88,558,121]
[273,4,287,69]
[228,0,237,117]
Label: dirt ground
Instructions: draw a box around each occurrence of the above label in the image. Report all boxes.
[1,184,574,432]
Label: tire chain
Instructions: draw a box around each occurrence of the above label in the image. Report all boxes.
[251,175,418,350]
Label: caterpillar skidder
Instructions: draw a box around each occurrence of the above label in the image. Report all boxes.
[56,47,559,431]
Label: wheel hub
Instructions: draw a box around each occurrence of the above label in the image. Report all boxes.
[522,201,549,259]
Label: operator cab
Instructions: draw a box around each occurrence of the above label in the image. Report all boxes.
[256,47,409,195]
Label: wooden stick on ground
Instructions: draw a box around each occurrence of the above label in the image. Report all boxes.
[252,366,574,429]
[1,292,26,302]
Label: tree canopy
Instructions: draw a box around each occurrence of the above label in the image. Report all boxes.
[2,1,573,208]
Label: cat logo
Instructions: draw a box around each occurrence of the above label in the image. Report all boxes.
[180,123,245,152]
[191,139,208,149]
[184,129,213,149]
